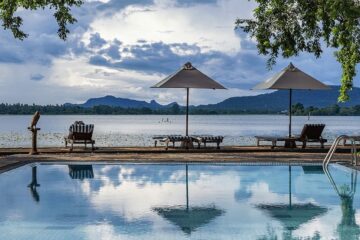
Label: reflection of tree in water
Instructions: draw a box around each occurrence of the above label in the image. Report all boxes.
[337,184,360,240]
[324,167,360,240]
[257,225,321,240]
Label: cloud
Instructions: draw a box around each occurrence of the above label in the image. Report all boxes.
[105,43,122,60]
[85,33,267,89]
[0,0,355,105]
[89,32,107,48]
[89,0,256,54]
[89,55,109,66]
[30,74,45,81]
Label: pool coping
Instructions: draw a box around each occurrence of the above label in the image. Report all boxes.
[0,145,355,156]
[0,146,356,174]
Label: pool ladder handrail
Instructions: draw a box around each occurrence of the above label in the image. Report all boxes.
[323,135,359,168]
[324,163,357,198]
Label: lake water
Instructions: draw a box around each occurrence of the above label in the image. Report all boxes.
[0,163,359,239]
[0,115,359,147]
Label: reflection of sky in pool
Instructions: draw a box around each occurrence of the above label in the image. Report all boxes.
[0,163,359,239]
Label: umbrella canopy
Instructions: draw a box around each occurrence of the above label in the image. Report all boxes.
[253,63,330,138]
[153,205,224,235]
[153,62,226,89]
[152,62,226,137]
[253,63,330,90]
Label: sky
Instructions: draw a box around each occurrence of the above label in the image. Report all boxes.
[0,0,356,105]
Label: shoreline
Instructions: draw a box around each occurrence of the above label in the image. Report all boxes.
[1,113,360,116]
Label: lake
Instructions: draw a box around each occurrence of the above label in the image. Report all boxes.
[0,115,359,147]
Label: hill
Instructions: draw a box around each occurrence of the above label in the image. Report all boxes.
[197,86,360,111]
[68,86,360,112]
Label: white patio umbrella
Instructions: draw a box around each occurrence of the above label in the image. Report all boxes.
[253,63,330,137]
[152,62,226,136]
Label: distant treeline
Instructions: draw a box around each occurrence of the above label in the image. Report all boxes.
[291,103,360,116]
[0,103,360,115]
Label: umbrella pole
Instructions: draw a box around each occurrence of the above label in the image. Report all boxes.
[186,164,189,211]
[289,89,292,138]
[186,88,189,136]
[289,165,292,209]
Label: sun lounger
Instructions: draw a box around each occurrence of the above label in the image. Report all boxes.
[152,135,191,150]
[191,135,224,149]
[152,135,182,147]
[64,122,95,151]
[294,124,327,148]
[255,124,327,149]
[255,136,292,149]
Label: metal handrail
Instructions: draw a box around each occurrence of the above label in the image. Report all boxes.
[323,135,359,168]
[324,164,357,198]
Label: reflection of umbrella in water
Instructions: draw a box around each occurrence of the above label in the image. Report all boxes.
[153,164,224,235]
[68,165,94,180]
[154,205,223,235]
[28,166,40,202]
[152,62,226,147]
[285,165,324,207]
[258,203,327,232]
[257,165,327,238]
[324,166,360,240]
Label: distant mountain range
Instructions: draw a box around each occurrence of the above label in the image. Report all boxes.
[67,86,360,111]
[66,95,177,109]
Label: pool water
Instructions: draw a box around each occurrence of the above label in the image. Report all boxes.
[0,163,359,240]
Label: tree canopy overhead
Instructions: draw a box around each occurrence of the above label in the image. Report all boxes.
[0,0,83,40]
[236,0,360,102]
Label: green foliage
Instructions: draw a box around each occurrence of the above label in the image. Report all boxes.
[170,103,180,114]
[236,0,360,102]
[0,0,83,40]
[2,102,360,115]
[291,102,360,116]
[292,103,305,115]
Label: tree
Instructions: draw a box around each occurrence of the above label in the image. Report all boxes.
[292,102,305,115]
[170,103,180,114]
[0,0,83,40]
[236,0,360,102]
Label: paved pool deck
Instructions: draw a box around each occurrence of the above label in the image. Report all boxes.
[0,145,357,173]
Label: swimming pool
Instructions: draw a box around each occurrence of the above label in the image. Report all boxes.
[0,163,359,240]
